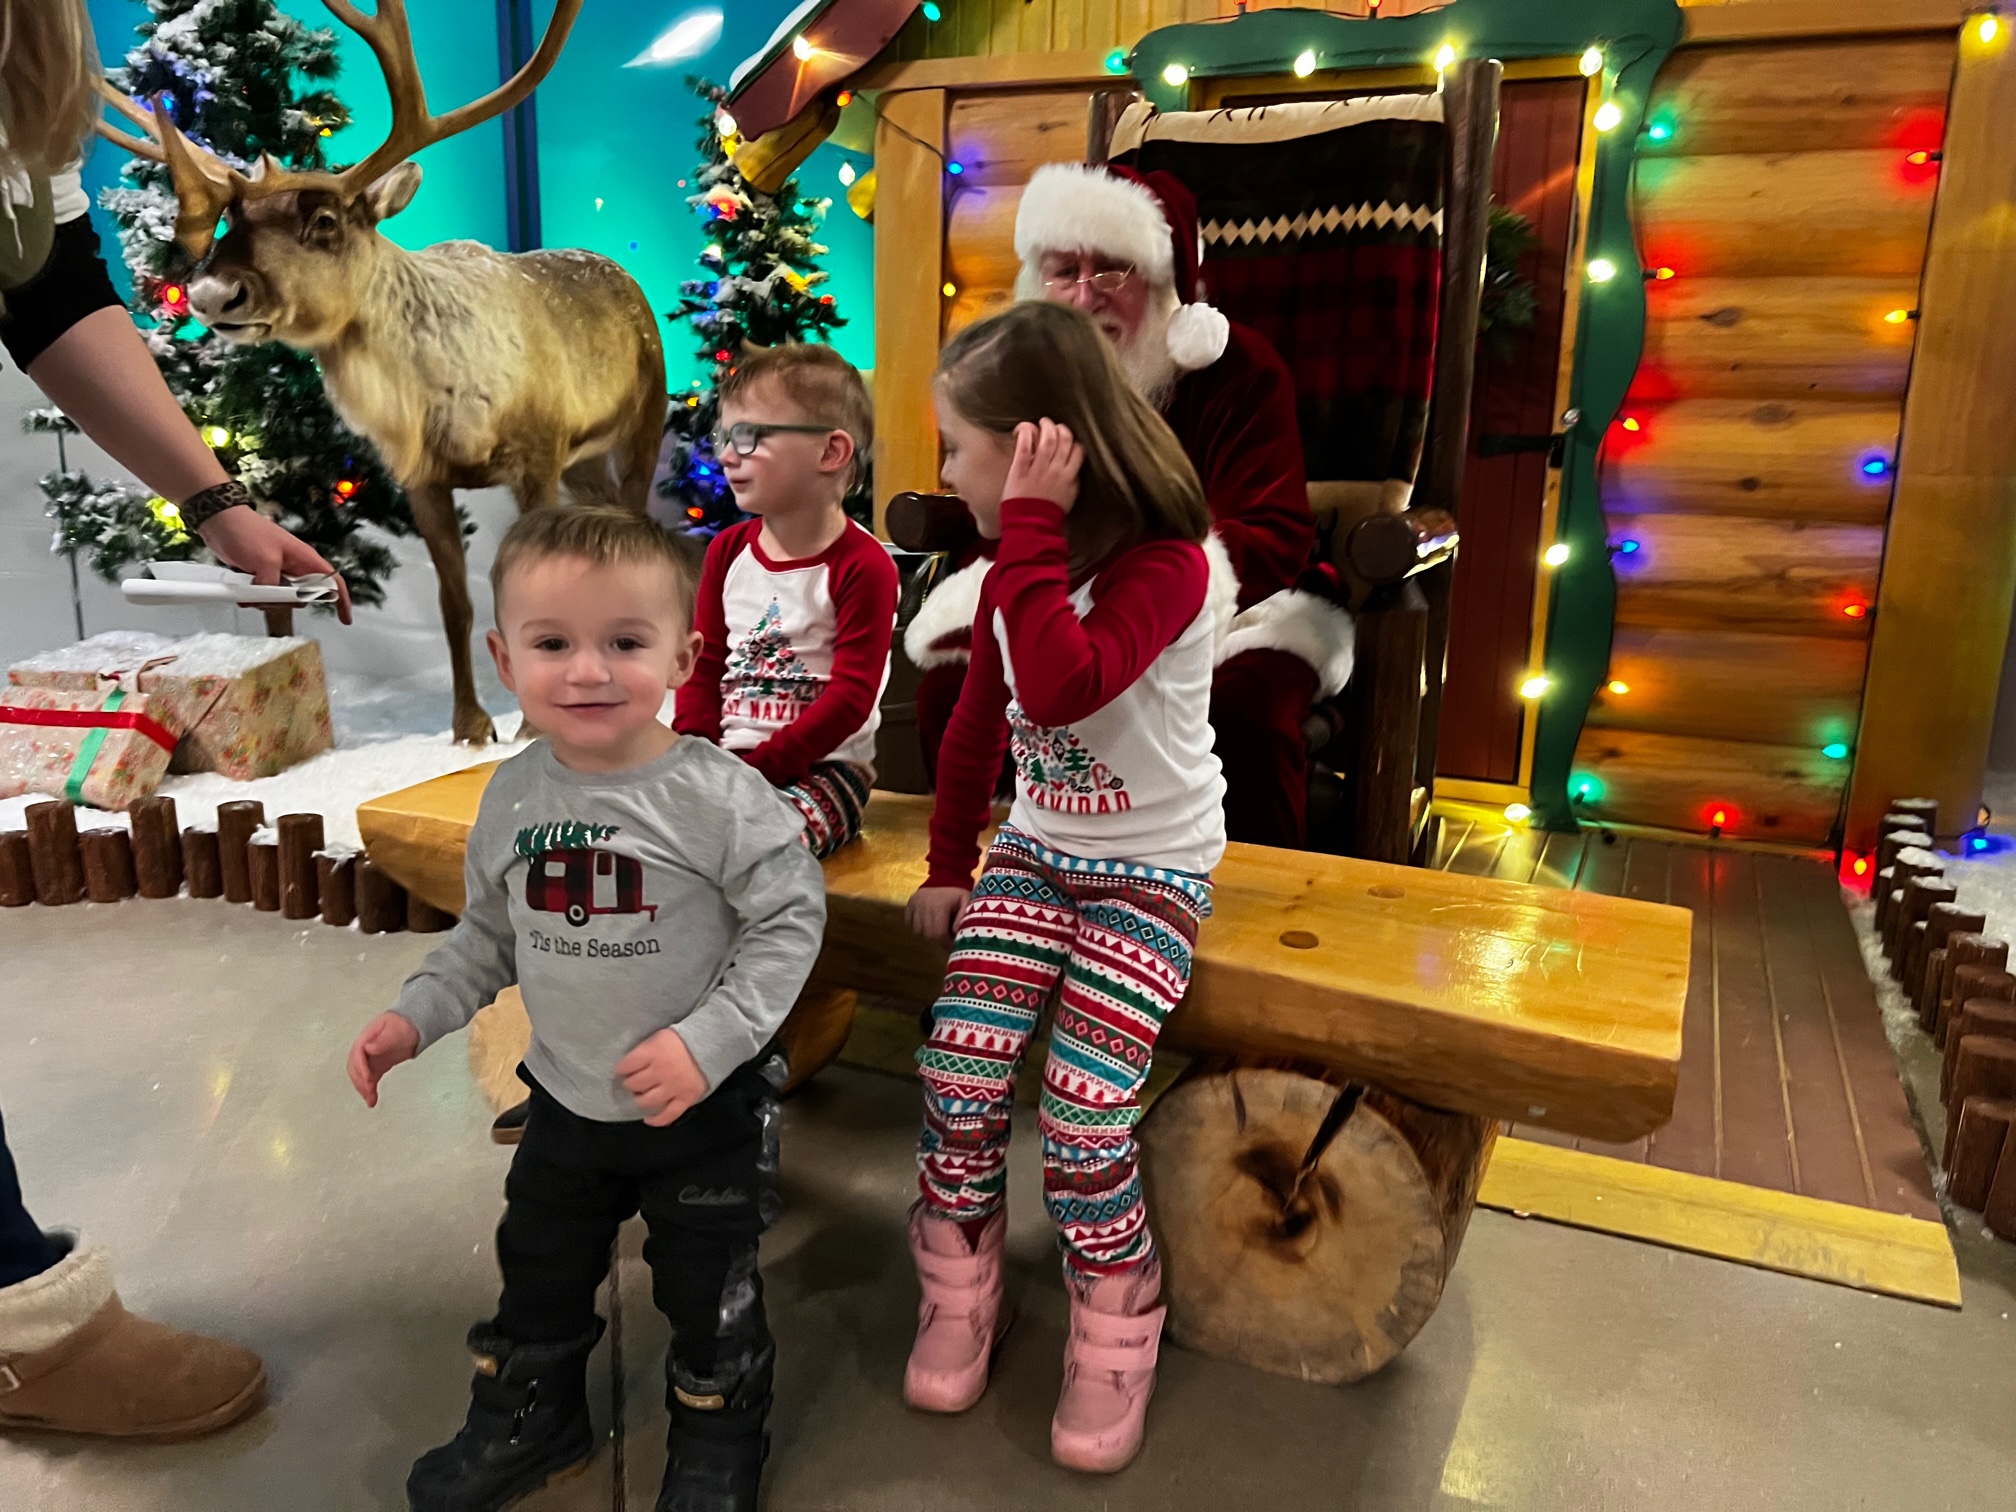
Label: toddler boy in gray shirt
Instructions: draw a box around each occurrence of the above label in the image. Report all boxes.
[347,506,824,1512]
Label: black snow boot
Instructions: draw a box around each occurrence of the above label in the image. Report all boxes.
[407,1321,603,1512]
[655,1400,768,1512]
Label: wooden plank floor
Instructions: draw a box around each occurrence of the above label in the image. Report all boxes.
[1432,816,1939,1222]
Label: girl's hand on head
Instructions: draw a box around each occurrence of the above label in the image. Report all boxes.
[906,885,973,942]
[1004,419,1083,514]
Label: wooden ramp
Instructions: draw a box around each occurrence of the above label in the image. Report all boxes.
[359,768,1691,1143]
[1434,808,1958,1306]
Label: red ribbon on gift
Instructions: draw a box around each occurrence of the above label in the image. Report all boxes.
[0,702,178,752]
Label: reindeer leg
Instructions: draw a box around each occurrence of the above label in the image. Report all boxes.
[408,482,494,746]
[616,388,666,514]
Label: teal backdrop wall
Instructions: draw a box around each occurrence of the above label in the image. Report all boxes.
[81,1,875,389]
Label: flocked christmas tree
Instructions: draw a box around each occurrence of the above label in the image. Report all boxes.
[25,0,412,606]
[659,77,854,536]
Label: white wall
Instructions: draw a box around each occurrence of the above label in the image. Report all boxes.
[0,361,520,739]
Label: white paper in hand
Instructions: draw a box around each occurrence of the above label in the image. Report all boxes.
[121,561,340,607]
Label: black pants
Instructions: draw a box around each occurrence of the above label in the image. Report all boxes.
[0,1102,64,1290]
[494,1057,782,1419]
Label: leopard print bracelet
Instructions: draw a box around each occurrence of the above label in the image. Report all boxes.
[177,478,254,532]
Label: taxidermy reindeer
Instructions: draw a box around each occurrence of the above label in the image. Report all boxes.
[96,0,666,745]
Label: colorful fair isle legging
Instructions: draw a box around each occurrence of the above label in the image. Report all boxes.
[779,761,871,860]
[916,826,1212,1277]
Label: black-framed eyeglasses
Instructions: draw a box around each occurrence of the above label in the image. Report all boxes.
[710,421,834,456]
[1041,266,1135,294]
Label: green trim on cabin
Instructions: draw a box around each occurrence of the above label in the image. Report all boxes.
[1127,0,1683,831]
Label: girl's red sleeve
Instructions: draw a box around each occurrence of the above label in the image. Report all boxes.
[925,569,1013,889]
[741,528,899,787]
[989,498,1206,728]
[673,523,748,743]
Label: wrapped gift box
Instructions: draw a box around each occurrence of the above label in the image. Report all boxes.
[9,631,333,780]
[0,685,178,810]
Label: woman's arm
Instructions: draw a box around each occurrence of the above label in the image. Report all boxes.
[28,305,353,620]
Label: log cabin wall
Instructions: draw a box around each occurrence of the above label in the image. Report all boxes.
[1570,33,1954,847]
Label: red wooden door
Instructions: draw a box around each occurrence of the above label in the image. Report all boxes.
[1438,77,1587,784]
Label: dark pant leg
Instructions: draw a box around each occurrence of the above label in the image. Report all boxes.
[492,1085,636,1345]
[1211,648,1318,850]
[0,1102,62,1290]
[632,1062,780,1419]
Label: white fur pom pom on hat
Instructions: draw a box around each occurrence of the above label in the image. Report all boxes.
[1166,300,1230,371]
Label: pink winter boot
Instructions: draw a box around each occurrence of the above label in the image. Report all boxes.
[1051,1263,1165,1473]
[903,1207,1011,1413]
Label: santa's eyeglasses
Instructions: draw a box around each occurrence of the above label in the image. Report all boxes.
[710,421,833,456]
[1041,266,1135,294]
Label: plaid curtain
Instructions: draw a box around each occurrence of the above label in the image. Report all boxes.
[1113,96,1446,487]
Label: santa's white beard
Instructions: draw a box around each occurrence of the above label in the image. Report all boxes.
[1113,285,1183,410]
[1014,262,1184,409]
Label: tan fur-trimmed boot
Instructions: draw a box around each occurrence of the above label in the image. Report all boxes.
[0,1234,266,1441]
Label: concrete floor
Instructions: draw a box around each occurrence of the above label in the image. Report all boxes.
[1,901,2013,1511]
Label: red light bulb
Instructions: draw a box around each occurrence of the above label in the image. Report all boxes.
[1853,857,1870,876]
[1711,808,1728,827]
[1843,601,1869,619]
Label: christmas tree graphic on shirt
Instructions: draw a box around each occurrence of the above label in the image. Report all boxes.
[1010,701,1130,815]
[725,599,818,725]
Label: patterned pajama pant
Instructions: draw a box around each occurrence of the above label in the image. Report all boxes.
[915,826,1212,1278]
[779,761,871,859]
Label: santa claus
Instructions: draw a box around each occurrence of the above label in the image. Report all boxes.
[905,161,1352,848]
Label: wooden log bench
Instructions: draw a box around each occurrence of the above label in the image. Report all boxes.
[359,765,1689,1384]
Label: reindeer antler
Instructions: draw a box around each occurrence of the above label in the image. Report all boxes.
[93,79,247,259]
[323,0,583,196]
[90,0,583,260]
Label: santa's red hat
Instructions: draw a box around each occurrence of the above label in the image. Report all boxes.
[1013,162,1231,372]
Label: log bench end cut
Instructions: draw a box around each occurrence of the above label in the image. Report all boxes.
[358,774,1689,1146]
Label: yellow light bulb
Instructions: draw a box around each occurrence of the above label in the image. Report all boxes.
[1588,258,1618,283]
[1884,308,1912,324]
[1293,50,1317,78]
[1544,543,1571,567]
[1162,62,1190,87]
[1434,44,1457,71]
[1579,46,1604,77]
[1504,803,1532,824]
[791,34,815,61]
[942,281,957,298]
[1520,675,1552,700]
[1980,15,2001,44]
[202,425,231,448]
[1607,680,1631,696]
[715,111,737,138]
[1593,101,1624,132]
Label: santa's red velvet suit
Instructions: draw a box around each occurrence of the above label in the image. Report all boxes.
[908,163,1352,849]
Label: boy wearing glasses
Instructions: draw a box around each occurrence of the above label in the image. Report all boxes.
[676,344,898,858]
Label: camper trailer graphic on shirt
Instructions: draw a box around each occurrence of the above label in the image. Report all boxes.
[515,821,659,928]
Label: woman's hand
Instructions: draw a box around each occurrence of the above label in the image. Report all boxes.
[199,505,354,624]
[1003,419,1082,514]
[906,885,973,943]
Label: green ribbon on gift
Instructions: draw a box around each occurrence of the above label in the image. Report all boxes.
[64,689,126,804]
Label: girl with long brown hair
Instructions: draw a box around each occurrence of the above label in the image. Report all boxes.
[900,298,1228,1472]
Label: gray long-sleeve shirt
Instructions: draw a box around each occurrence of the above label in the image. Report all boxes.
[392,737,827,1122]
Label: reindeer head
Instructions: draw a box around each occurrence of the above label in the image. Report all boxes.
[95,0,581,348]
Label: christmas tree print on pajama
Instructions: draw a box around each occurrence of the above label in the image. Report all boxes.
[1010,700,1130,815]
[723,601,821,728]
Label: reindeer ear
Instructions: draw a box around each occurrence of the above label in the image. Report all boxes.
[360,162,423,223]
